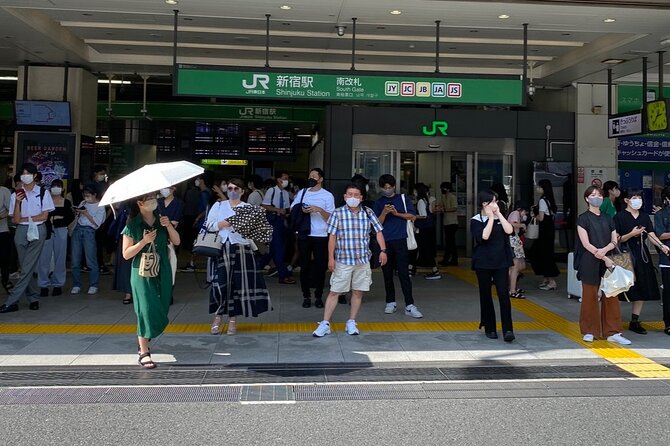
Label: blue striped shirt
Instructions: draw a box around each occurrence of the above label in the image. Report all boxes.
[326,206,383,265]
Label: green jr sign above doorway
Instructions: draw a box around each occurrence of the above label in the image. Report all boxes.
[175,65,524,106]
[422,121,449,136]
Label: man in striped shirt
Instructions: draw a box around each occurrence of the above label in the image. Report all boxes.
[312,183,387,337]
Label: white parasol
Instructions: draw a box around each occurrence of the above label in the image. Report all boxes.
[99,160,203,206]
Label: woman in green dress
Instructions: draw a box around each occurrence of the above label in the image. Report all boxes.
[122,192,180,369]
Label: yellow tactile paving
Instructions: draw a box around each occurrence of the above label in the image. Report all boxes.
[445,267,670,378]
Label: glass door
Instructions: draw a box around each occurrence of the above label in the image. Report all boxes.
[353,150,399,200]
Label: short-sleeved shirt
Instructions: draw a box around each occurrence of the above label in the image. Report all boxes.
[600,198,616,218]
[438,193,458,226]
[158,197,184,225]
[326,205,383,265]
[538,198,552,216]
[75,200,107,229]
[247,189,265,206]
[9,185,55,225]
[470,214,513,270]
[575,211,615,285]
[373,193,416,241]
[263,186,290,210]
[290,187,336,237]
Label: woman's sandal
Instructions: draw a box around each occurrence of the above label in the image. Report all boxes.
[138,352,156,369]
[510,291,526,299]
[211,316,222,335]
[227,320,237,335]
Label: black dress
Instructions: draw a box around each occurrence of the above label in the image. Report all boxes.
[531,198,560,278]
[613,210,661,302]
[574,211,615,286]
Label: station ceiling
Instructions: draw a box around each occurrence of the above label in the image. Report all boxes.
[0,0,669,88]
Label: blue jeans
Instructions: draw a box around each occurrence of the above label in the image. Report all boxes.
[71,225,99,288]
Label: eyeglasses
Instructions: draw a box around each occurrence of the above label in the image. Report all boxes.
[227,186,242,192]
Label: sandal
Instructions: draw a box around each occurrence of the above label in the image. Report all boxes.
[227,320,237,335]
[510,291,526,299]
[138,352,156,369]
[210,316,222,335]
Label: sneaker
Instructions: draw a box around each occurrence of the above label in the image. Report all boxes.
[87,286,98,295]
[629,320,648,335]
[287,265,293,272]
[99,267,110,275]
[314,299,324,309]
[424,271,441,280]
[405,304,423,318]
[384,302,397,314]
[81,266,91,273]
[9,272,20,280]
[70,287,81,295]
[345,319,360,335]
[293,266,301,272]
[607,333,632,345]
[312,321,331,337]
[179,263,195,272]
[266,267,278,277]
[582,334,594,342]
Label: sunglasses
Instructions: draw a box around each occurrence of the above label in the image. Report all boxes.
[227,186,242,192]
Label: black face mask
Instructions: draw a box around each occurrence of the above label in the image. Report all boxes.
[307,178,318,188]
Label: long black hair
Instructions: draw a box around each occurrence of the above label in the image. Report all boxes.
[415,182,430,203]
[538,179,557,214]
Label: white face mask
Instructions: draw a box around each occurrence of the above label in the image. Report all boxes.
[20,174,34,185]
[96,174,107,182]
[160,188,171,198]
[630,198,643,210]
[50,187,62,196]
[143,199,158,212]
[84,196,94,204]
[281,180,289,188]
[195,179,201,188]
[345,197,361,208]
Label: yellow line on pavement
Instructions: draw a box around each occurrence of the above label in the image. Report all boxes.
[444,266,670,378]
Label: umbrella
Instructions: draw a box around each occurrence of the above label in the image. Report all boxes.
[99,161,203,206]
[226,205,273,243]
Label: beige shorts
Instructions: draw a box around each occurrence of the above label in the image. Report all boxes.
[330,262,372,293]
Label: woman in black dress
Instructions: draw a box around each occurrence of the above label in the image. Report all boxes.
[531,179,560,290]
[614,188,667,335]
[471,190,515,342]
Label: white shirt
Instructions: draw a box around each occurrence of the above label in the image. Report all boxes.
[417,198,429,217]
[262,185,290,210]
[247,189,264,206]
[8,185,55,226]
[0,186,10,233]
[290,187,336,237]
[75,201,106,229]
[538,198,551,215]
[206,200,251,246]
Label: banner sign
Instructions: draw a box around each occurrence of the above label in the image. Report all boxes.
[200,159,249,166]
[608,112,642,138]
[618,136,670,161]
[16,132,75,186]
[175,65,523,106]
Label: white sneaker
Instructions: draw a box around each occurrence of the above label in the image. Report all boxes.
[384,303,397,314]
[312,321,331,337]
[70,287,81,295]
[607,333,632,345]
[87,286,98,295]
[345,319,360,335]
[405,304,423,318]
[582,334,594,342]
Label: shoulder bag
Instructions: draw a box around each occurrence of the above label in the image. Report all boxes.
[400,194,418,250]
[193,229,223,257]
[525,217,539,240]
[139,242,160,278]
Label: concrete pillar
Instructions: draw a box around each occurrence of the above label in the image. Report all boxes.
[15,65,98,180]
[575,84,617,197]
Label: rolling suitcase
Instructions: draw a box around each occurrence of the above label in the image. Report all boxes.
[567,252,582,300]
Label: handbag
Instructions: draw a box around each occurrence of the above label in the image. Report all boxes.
[525,217,539,240]
[192,230,223,257]
[27,217,39,242]
[401,194,418,250]
[139,242,160,278]
[289,189,311,239]
[608,245,634,273]
[601,266,634,297]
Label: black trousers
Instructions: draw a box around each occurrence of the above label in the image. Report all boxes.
[382,238,414,306]
[298,236,328,299]
[661,268,670,328]
[0,231,11,285]
[475,268,513,333]
[442,224,458,263]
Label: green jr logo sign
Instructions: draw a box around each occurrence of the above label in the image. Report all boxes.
[422,121,449,136]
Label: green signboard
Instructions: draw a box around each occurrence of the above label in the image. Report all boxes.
[176,65,523,106]
[618,85,670,114]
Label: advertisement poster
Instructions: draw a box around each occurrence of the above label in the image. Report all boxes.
[16,132,75,187]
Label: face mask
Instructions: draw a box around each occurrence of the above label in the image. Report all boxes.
[630,198,643,210]
[588,196,603,208]
[160,188,171,198]
[307,178,318,188]
[143,199,158,212]
[96,174,106,182]
[220,183,227,190]
[50,187,62,196]
[227,190,241,200]
[21,174,34,185]
[195,179,201,188]
[365,184,369,192]
[381,189,394,198]
[345,197,361,208]
[281,180,289,188]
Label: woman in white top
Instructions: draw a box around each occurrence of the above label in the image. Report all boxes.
[70,184,107,295]
[206,178,271,335]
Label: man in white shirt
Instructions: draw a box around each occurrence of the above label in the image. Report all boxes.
[290,168,335,308]
[0,163,55,313]
[261,171,295,284]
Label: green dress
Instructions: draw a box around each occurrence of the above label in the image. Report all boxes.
[121,214,173,339]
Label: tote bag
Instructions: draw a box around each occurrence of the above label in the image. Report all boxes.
[193,230,223,257]
[401,194,418,250]
[525,217,539,240]
[139,242,160,278]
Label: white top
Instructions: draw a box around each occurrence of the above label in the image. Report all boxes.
[290,187,336,237]
[9,185,55,226]
[75,201,107,229]
[0,186,10,233]
[262,185,290,210]
[205,200,251,246]
[538,198,551,215]
[247,189,264,206]
[417,198,429,217]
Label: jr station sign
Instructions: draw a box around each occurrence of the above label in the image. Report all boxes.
[175,65,524,106]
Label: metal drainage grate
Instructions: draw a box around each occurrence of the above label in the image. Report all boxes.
[240,385,295,403]
[294,384,427,401]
